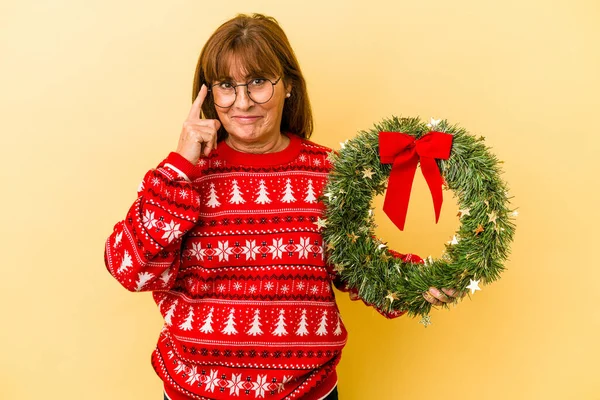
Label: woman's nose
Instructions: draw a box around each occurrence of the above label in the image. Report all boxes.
[233,85,253,109]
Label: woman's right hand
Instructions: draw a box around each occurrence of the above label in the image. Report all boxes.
[176,84,221,165]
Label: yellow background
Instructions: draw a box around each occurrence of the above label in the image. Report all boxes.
[2,0,599,399]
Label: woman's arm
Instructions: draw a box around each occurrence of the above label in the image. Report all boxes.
[103,152,202,292]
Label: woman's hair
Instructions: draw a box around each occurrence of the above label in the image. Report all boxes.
[192,13,313,141]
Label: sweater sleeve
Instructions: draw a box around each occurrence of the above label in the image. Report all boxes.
[326,251,425,319]
[103,152,203,292]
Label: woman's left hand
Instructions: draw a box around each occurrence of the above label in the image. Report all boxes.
[423,287,466,306]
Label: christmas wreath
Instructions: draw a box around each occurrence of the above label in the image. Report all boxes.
[322,116,517,325]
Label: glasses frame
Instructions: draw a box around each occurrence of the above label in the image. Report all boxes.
[208,76,282,108]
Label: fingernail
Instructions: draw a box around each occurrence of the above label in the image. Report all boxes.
[429,287,439,296]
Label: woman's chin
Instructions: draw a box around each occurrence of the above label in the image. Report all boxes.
[227,126,270,143]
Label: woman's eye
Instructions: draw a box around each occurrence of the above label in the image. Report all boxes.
[218,82,233,89]
[250,79,266,86]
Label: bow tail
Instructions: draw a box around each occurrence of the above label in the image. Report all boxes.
[420,156,444,223]
[383,153,419,231]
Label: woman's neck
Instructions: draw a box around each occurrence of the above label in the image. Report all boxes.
[225,133,290,154]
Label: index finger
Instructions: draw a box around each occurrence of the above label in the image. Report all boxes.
[187,84,208,120]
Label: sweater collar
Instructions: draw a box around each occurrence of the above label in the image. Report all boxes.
[217,133,302,166]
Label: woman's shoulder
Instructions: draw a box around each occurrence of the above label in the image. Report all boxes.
[296,135,334,155]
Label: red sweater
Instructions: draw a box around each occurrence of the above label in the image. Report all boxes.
[104,133,405,399]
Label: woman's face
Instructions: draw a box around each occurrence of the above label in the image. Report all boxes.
[213,61,290,145]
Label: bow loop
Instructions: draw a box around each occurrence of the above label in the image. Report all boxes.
[378,131,453,230]
[414,131,453,159]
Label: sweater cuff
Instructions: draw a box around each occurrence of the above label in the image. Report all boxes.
[162,152,203,181]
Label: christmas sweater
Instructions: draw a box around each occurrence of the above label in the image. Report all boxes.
[103,133,406,400]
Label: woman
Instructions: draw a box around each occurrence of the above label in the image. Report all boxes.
[103,13,464,400]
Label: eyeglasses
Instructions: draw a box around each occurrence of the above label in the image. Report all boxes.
[208,77,282,108]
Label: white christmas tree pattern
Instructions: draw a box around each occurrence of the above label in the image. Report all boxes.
[228,179,246,204]
[159,268,172,286]
[117,250,133,274]
[280,178,296,203]
[199,307,215,333]
[254,179,272,204]
[135,271,154,291]
[113,231,123,248]
[333,312,343,336]
[179,306,194,331]
[246,309,264,336]
[206,183,221,208]
[316,310,328,336]
[164,300,178,326]
[272,309,288,336]
[295,309,309,336]
[221,308,238,335]
[304,179,317,203]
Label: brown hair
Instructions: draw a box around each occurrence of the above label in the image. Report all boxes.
[192,14,313,141]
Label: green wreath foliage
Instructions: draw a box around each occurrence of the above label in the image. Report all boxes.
[322,116,517,318]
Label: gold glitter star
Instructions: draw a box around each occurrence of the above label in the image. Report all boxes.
[419,315,432,327]
[457,208,471,218]
[333,264,345,273]
[314,217,327,229]
[326,151,337,163]
[347,232,359,243]
[487,210,498,225]
[326,242,336,251]
[385,291,399,304]
[473,224,485,235]
[447,235,459,245]
[362,167,375,179]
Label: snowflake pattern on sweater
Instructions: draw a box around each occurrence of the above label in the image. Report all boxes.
[104,134,402,400]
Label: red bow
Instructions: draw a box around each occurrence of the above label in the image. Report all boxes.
[379,131,453,230]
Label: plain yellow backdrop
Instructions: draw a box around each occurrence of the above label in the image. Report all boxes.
[1,0,599,399]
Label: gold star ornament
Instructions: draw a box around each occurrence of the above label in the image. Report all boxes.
[487,210,498,225]
[362,167,375,179]
[385,291,399,304]
[347,232,359,243]
[457,208,471,218]
[314,217,327,229]
[333,264,345,273]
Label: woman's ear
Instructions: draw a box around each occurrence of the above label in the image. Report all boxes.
[284,81,292,97]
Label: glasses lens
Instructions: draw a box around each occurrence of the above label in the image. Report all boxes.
[247,79,275,104]
[213,83,236,107]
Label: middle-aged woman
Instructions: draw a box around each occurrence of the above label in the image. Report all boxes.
[103,13,465,400]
